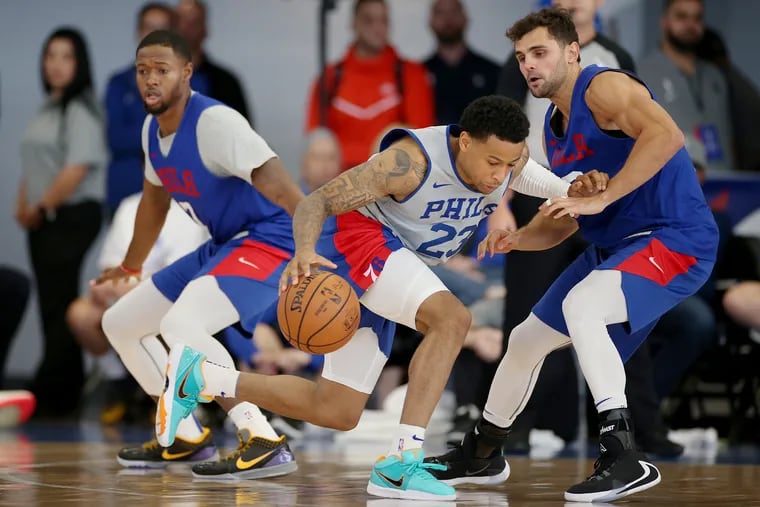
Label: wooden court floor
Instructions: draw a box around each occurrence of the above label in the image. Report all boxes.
[1,439,759,506]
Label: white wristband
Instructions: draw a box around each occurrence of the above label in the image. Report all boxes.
[509,158,570,199]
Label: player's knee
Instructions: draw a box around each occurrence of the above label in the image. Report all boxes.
[561,282,595,322]
[419,293,471,342]
[101,301,128,347]
[326,409,361,431]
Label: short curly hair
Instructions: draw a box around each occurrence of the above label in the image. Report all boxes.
[507,7,579,50]
[459,95,529,143]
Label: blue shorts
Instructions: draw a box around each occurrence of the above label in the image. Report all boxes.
[152,233,291,332]
[533,235,715,362]
[316,212,404,357]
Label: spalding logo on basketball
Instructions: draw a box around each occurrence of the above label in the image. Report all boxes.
[277,270,361,354]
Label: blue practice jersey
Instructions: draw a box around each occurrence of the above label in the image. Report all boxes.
[543,65,718,260]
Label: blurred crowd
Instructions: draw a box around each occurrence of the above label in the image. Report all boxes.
[1,0,759,453]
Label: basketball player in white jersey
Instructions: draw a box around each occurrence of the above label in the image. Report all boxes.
[159,95,607,500]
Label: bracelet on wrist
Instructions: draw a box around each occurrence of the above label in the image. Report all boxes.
[119,263,142,276]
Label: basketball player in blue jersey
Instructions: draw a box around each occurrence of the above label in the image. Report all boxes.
[94,30,301,480]
[158,91,611,499]
[427,8,719,503]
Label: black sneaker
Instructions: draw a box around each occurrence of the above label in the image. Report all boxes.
[192,430,297,480]
[117,426,219,468]
[446,404,480,446]
[565,408,661,502]
[425,430,510,486]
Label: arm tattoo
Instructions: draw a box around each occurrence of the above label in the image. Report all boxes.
[291,148,426,252]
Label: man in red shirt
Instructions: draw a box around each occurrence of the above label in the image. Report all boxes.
[306,0,435,171]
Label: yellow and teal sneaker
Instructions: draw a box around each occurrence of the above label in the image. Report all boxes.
[367,449,456,501]
[156,344,213,448]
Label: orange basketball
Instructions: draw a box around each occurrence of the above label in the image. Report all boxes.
[277,270,361,354]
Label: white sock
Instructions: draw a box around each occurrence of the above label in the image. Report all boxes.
[175,413,203,441]
[228,402,279,440]
[200,360,240,399]
[389,424,425,455]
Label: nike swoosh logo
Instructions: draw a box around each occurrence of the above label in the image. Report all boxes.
[161,448,198,460]
[236,450,275,470]
[465,464,490,476]
[238,257,260,269]
[376,471,404,488]
[648,256,665,274]
[432,182,452,188]
[620,461,660,493]
[411,434,424,442]
[178,369,193,400]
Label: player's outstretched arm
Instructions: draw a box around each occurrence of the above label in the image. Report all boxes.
[95,179,170,285]
[281,145,426,289]
[478,208,578,258]
[586,72,684,204]
[250,156,304,216]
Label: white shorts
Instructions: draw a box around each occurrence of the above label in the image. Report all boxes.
[320,248,448,393]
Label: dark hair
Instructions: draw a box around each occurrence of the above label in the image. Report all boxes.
[507,7,579,49]
[137,2,176,32]
[41,27,94,111]
[136,29,192,62]
[354,0,385,17]
[459,95,529,143]
[662,0,703,13]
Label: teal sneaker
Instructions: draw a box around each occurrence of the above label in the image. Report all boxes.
[156,344,213,447]
[367,449,456,501]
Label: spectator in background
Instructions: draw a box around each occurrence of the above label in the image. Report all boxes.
[306,0,434,171]
[723,282,760,333]
[424,0,500,125]
[66,194,208,423]
[104,2,175,216]
[176,0,251,122]
[299,128,342,194]
[697,27,760,173]
[638,0,734,172]
[15,28,106,418]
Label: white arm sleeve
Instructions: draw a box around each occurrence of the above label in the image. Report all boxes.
[196,106,277,182]
[509,157,571,198]
[142,116,163,186]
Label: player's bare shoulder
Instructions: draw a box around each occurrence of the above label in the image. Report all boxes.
[584,71,649,130]
[381,136,429,201]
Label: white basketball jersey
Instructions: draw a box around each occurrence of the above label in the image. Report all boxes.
[358,126,509,266]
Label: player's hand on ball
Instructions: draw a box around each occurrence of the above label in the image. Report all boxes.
[478,229,521,259]
[568,170,608,197]
[280,249,337,292]
[541,194,608,219]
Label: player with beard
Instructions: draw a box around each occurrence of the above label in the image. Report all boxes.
[94,30,301,480]
[426,7,718,502]
[638,0,734,171]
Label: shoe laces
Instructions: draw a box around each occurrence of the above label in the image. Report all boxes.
[402,458,447,481]
[221,434,280,463]
[142,439,161,451]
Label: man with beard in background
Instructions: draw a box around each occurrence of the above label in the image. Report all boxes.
[638,0,734,172]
